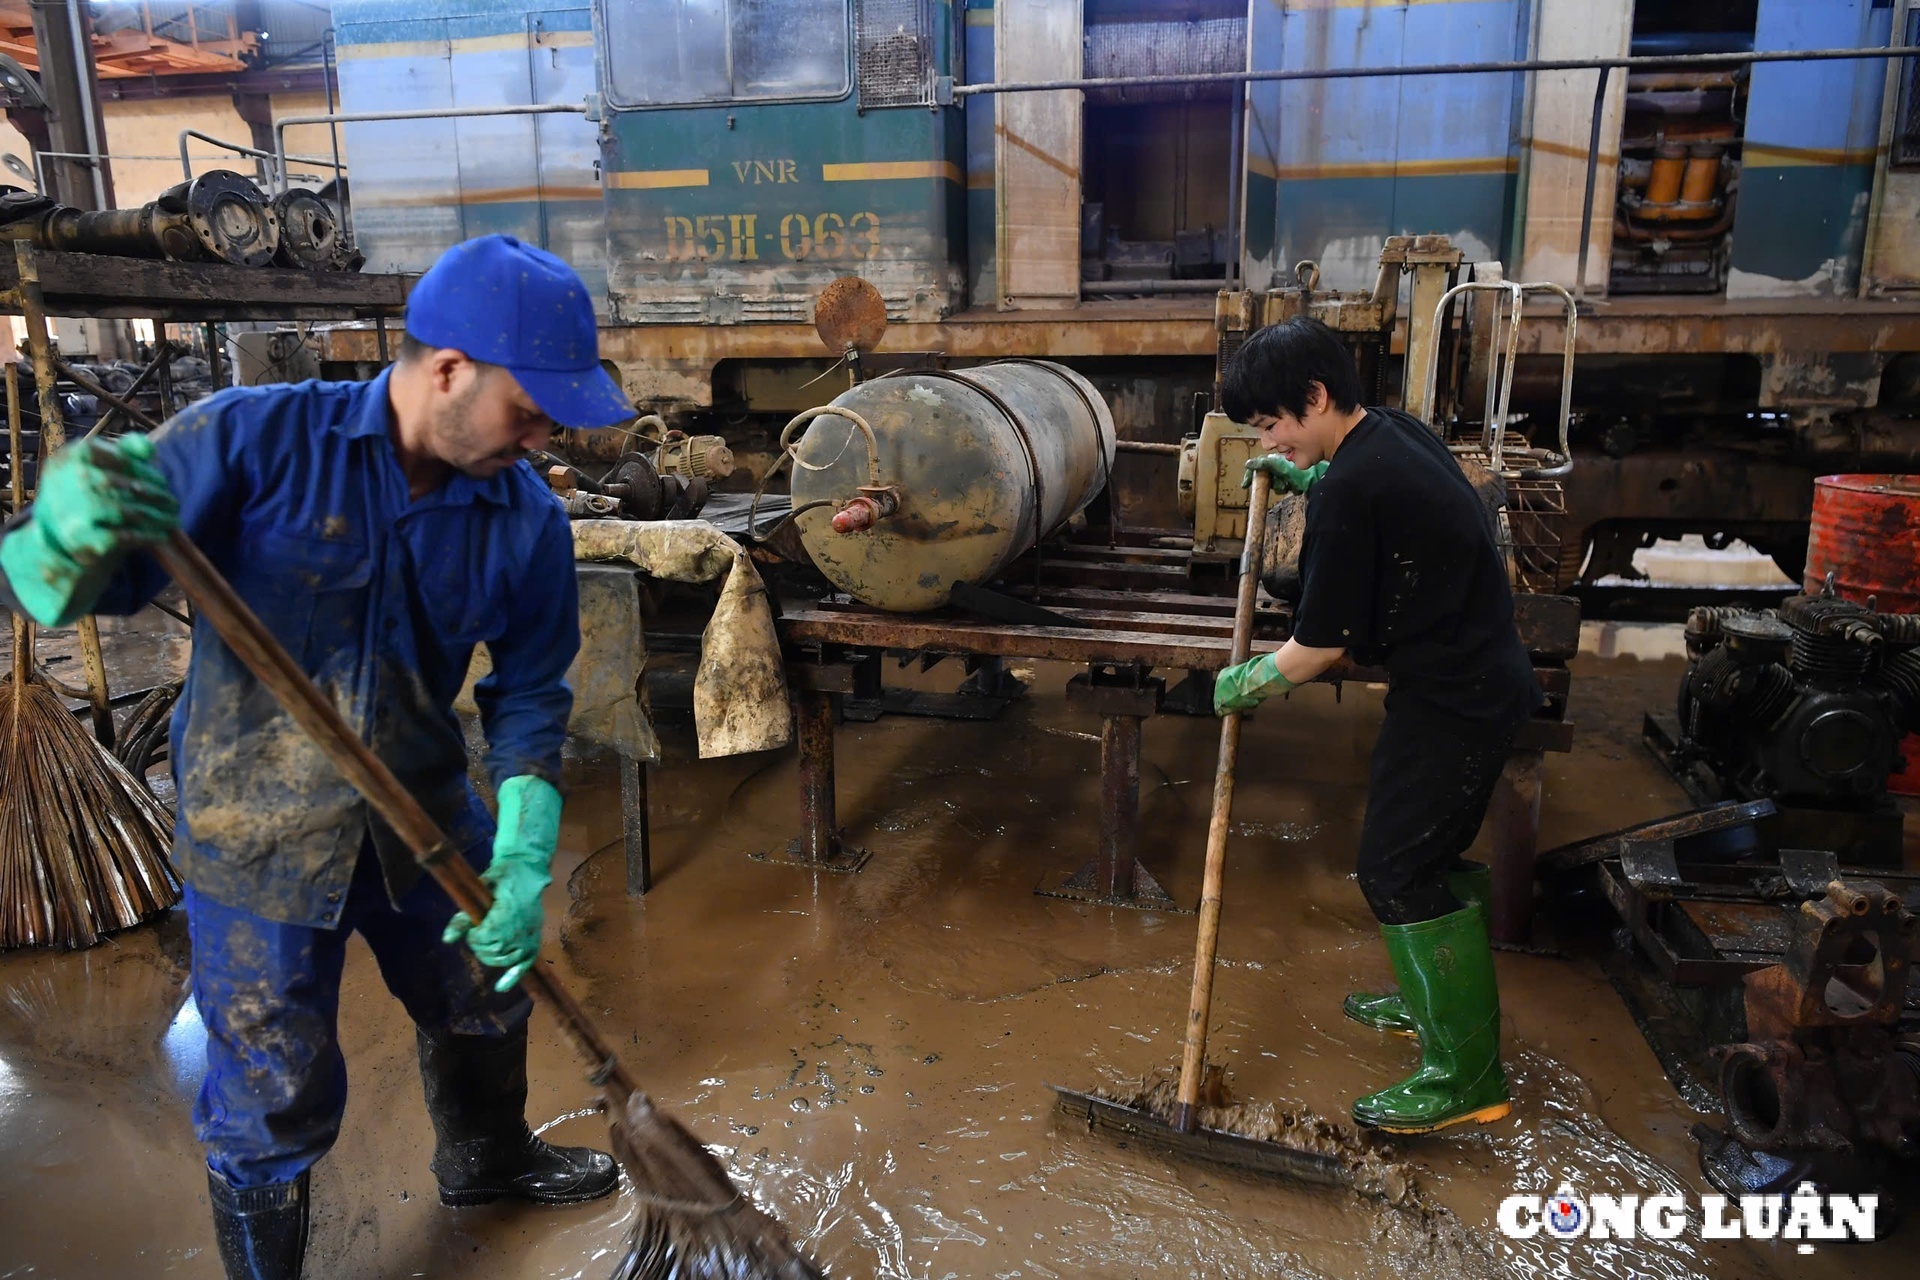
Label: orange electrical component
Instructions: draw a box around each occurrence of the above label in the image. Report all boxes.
[1646,141,1688,206]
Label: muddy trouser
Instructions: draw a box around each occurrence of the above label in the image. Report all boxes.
[186,840,530,1189]
[1354,699,1526,926]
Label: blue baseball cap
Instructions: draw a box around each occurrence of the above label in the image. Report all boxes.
[404,234,634,429]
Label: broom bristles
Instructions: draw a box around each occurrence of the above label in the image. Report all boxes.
[0,673,179,950]
[609,1091,826,1280]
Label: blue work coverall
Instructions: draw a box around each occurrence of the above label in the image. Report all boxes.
[13,369,580,1187]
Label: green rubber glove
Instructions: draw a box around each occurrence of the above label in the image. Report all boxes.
[0,433,178,626]
[443,775,561,992]
[1213,651,1296,716]
[1243,453,1328,495]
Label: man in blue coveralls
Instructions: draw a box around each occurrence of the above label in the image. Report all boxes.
[0,235,634,1278]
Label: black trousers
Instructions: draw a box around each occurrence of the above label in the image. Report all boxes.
[1355,699,1524,925]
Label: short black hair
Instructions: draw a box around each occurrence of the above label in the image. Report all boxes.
[1219,316,1365,422]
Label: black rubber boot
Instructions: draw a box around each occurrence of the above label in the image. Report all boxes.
[208,1167,309,1280]
[417,1025,619,1207]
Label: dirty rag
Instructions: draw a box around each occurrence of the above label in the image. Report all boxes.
[571,519,791,758]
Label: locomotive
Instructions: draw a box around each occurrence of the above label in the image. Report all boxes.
[324,0,1920,594]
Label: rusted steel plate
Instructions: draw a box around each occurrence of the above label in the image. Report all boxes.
[1513,593,1582,660]
[780,605,1279,671]
[1538,799,1778,877]
[1024,587,1282,617]
[814,275,888,356]
[0,251,409,321]
[1045,544,1200,565]
[1034,607,1288,641]
[1035,561,1193,591]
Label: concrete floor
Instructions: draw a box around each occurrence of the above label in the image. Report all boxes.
[0,623,1913,1278]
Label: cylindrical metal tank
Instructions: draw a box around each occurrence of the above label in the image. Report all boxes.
[1804,473,1920,794]
[790,360,1116,612]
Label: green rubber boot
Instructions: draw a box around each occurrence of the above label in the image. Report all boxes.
[1343,863,1491,1036]
[1350,904,1511,1134]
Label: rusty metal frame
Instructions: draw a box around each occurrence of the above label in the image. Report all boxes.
[771,536,1578,916]
[0,241,404,751]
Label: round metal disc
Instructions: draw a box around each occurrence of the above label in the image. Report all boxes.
[186,170,278,268]
[272,189,341,270]
[814,275,887,355]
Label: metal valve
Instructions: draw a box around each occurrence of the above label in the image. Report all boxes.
[831,485,901,534]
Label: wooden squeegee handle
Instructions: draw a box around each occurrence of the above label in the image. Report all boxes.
[1172,469,1273,1135]
[154,528,641,1106]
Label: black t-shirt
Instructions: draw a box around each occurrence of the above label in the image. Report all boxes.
[1292,407,1540,724]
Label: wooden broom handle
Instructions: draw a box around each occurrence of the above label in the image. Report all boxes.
[7,364,26,687]
[154,529,641,1106]
[1172,468,1273,1135]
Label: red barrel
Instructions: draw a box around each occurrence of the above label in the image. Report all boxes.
[1805,474,1920,610]
[1804,474,1920,792]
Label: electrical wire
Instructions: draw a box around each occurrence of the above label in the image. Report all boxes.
[746,404,884,539]
[745,498,834,544]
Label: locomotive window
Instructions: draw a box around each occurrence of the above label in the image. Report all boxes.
[600,0,851,106]
[1897,10,1920,168]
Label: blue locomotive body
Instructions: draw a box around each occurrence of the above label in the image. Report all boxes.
[331,0,1920,325]
[327,0,1920,583]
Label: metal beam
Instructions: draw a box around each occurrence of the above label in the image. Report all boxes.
[953,44,1920,99]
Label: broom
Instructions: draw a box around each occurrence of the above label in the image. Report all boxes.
[152,528,823,1280]
[0,363,178,950]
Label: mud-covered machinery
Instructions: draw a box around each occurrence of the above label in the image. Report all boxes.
[1669,594,1920,811]
[1181,236,1453,558]
[1701,879,1920,1206]
[1542,797,1920,1212]
[785,359,1115,612]
[1189,234,1577,595]
[759,276,1119,614]
[538,424,735,522]
[0,171,357,271]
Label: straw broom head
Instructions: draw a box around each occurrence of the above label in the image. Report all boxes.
[0,671,179,950]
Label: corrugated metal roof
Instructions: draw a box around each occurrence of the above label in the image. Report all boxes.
[255,1,336,65]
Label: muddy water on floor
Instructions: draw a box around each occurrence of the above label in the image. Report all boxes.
[0,650,1910,1276]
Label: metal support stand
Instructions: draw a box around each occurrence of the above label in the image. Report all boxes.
[841,651,1022,722]
[202,321,223,388]
[1038,668,1183,911]
[621,755,652,896]
[153,321,175,416]
[755,685,869,872]
[1487,748,1544,944]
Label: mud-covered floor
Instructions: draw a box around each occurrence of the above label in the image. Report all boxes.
[0,621,1914,1279]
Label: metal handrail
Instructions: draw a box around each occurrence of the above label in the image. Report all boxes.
[270,102,592,193]
[1422,279,1577,478]
[177,129,342,183]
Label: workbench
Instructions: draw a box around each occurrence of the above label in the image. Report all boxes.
[0,242,410,746]
[773,534,1581,940]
